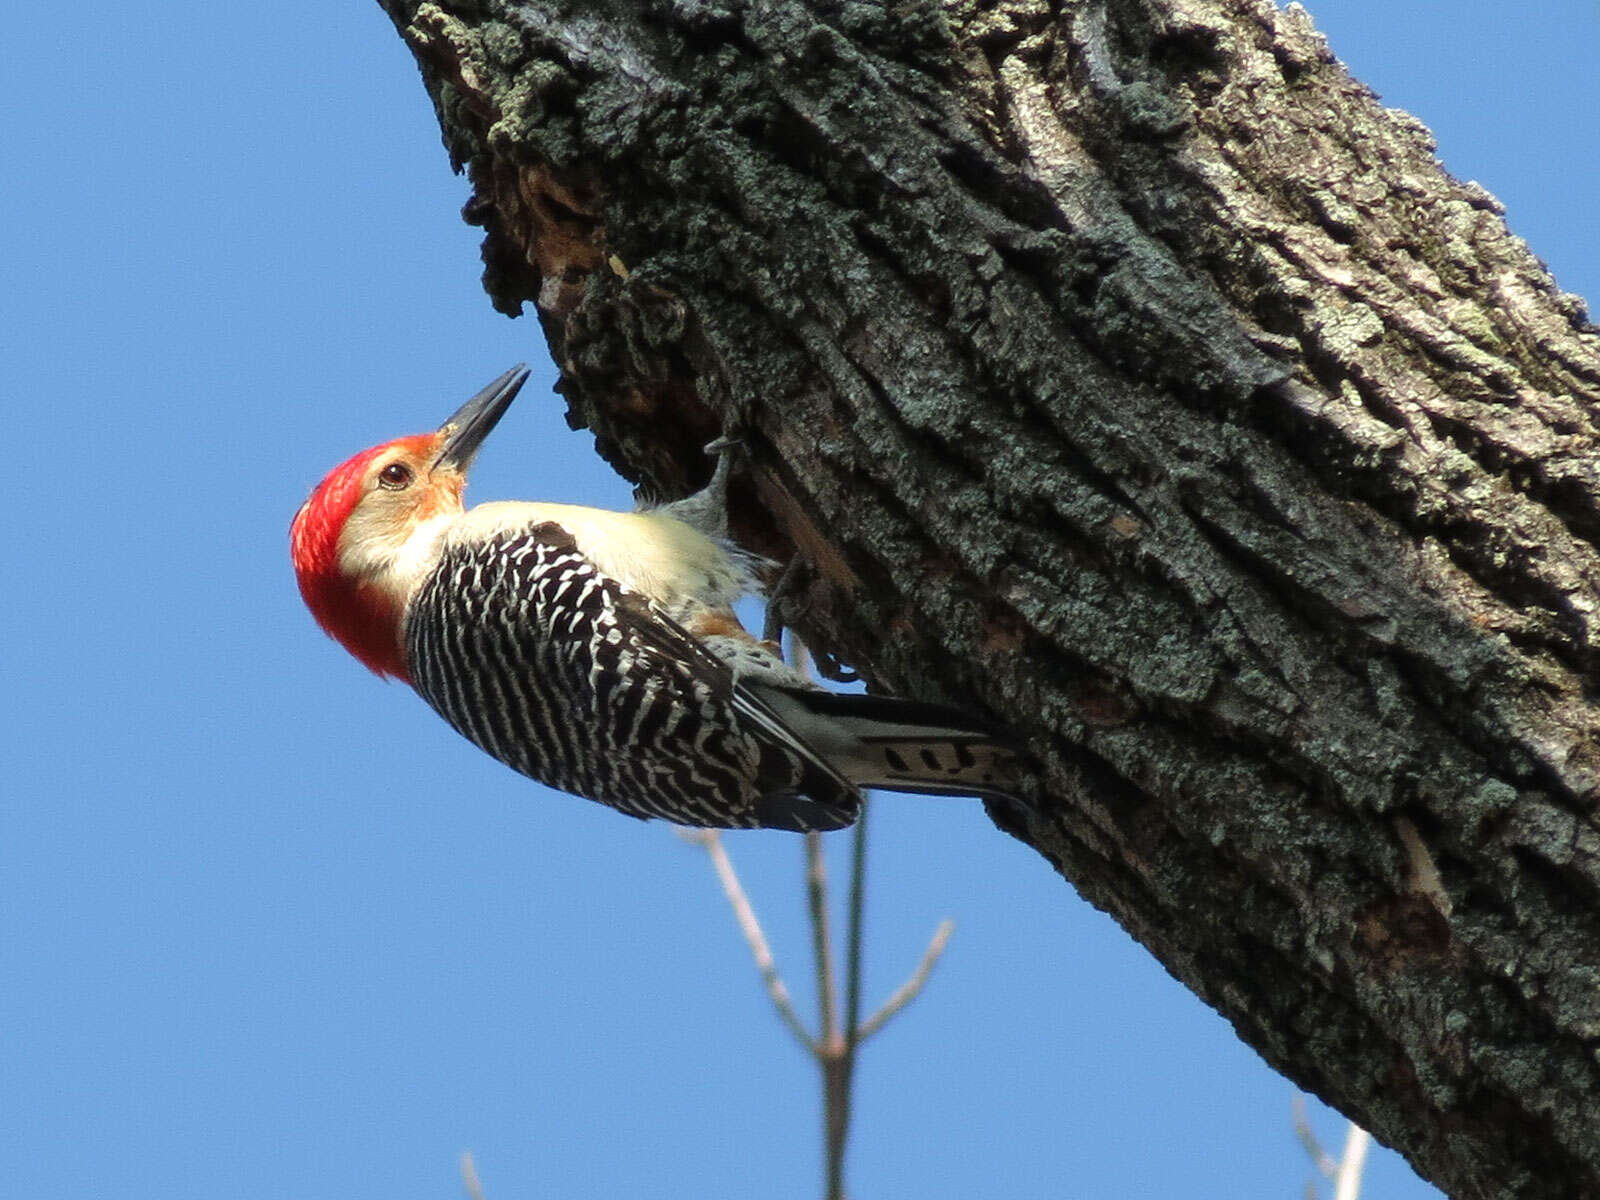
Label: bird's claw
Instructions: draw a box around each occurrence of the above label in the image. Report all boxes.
[703,433,745,461]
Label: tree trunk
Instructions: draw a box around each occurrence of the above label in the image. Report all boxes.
[376,0,1600,1195]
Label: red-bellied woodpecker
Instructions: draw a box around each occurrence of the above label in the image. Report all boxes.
[290,366,1023,831]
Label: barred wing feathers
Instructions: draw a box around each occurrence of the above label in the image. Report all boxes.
[403,521,861,831]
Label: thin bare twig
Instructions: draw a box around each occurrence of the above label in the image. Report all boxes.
[805,830,848,1200]
[807,832,840,1047]
[459,1151,487,1200]
[843,802,869,1050]
[844,803,870,1056]
[1294,1095,1371,1200]
[1293,1094,1339,1181]
[678,828,817,1053]
[819,802,873,1200]
[856,918,954,1042]
[1333,1123,1371,1200]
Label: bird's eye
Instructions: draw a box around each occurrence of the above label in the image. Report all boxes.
[377,462,413,490]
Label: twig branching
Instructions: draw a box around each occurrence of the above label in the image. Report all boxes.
[1334,1125,1372,1200]
[1294,1095,1372,1200]
[681,620,953,1198]
[684,811,953,1200]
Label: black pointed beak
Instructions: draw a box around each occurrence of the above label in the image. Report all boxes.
[432,365,531,471]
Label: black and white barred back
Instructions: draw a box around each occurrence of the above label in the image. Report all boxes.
[404,522,863,831]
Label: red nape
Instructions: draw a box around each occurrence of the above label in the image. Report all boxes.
[292,564,409,681]
[288,439,430,682]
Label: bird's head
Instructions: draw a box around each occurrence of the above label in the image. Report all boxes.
[290,365,530,680]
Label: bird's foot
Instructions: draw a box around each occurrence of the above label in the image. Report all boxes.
[761,557,860,684]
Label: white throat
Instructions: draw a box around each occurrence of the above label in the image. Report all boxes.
[337,509,458,603]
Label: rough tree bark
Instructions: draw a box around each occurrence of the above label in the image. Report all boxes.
[375,0,1600,1195]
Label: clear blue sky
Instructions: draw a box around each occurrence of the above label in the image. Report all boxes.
[5,3,1594,1197]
